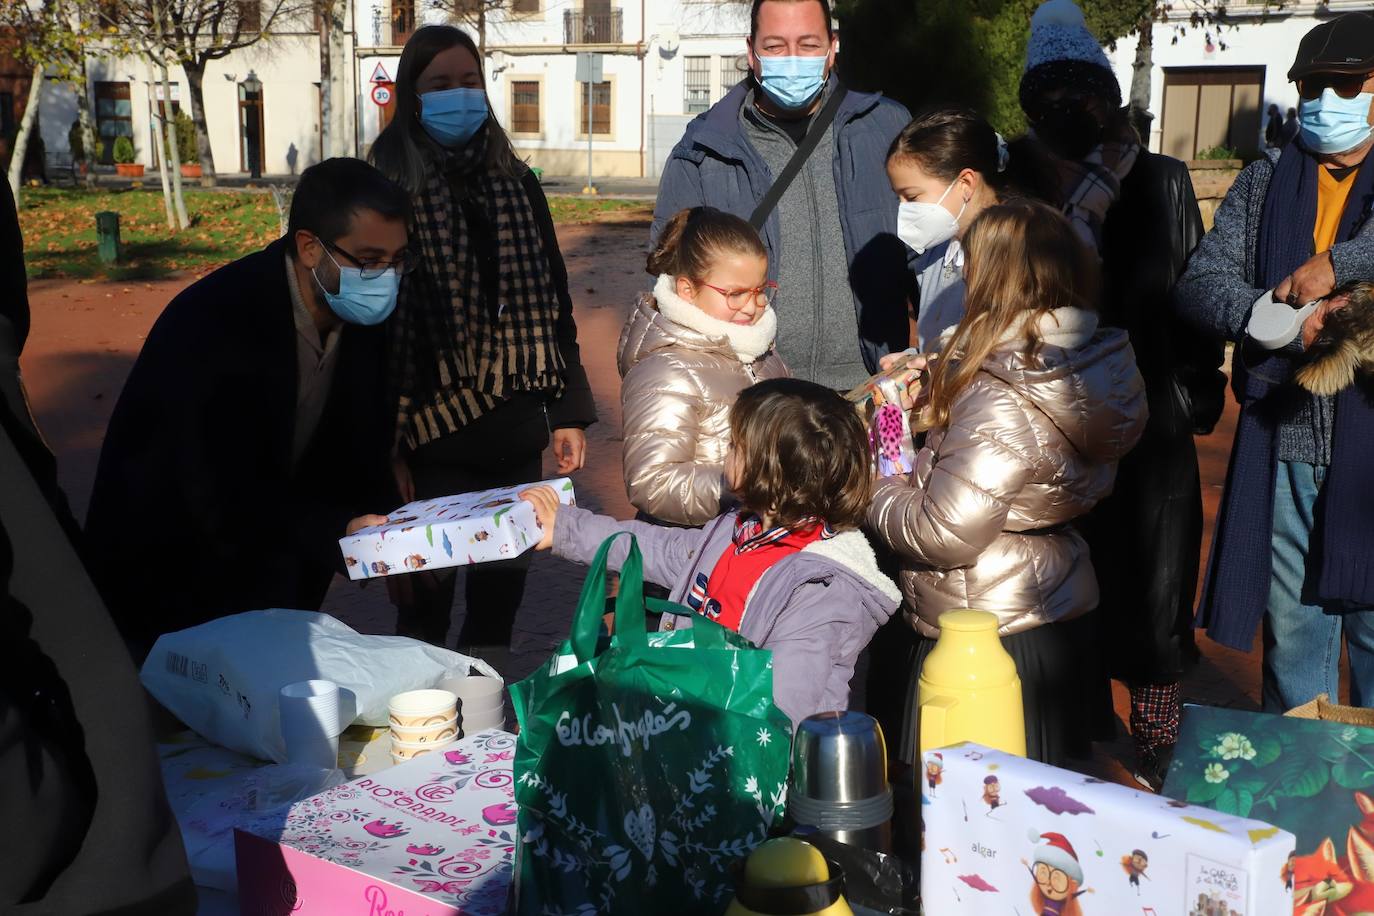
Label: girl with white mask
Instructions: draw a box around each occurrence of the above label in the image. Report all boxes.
[885,109,1060,352]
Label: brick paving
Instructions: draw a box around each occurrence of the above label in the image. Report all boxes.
[23,216,1285,788]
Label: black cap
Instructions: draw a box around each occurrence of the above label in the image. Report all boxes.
[1289,13,1374,81]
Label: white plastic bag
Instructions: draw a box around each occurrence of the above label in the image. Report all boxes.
[141,609,500,762]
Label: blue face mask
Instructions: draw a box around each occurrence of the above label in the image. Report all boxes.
[757,55,828,111]
[1298,88,1374,155]
[419,87,489,147]
[314,250,399,326]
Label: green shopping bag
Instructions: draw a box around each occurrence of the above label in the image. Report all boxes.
[511,532,792,915]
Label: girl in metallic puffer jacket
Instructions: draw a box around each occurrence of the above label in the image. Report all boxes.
[617,207,789,526]
[867,199,1148,768]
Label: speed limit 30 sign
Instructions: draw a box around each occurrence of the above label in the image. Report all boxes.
[371,83,393,106]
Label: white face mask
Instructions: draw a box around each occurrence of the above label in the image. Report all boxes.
[896,179,966,254]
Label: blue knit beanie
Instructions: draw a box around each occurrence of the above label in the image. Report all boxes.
[1020,0,1121,116]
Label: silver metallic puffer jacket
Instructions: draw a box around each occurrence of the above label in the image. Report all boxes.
[618,283,788,526]
[868,321,1148,637]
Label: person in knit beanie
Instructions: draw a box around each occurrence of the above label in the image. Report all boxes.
[1022,831,1091,916]
[1020,0,1121,161]
[1018,0,1228,798]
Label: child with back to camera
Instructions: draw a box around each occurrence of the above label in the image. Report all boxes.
[521,378,900,727]
[619,206,788,527]
[867,199,1148,767]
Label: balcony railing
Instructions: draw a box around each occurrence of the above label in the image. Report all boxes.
[564,7,622,45]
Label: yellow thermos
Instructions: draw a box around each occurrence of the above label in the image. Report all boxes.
[725,838,853,916]
[915,609,1026,759]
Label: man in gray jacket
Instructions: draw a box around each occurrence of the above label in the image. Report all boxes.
[651,0,913,390]
[1176,12,1374,712]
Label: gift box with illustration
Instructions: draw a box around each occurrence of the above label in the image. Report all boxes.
[921,742,1294,915]
[843,354,924,476]
[339,477,574,580]
[235,729,516,915]
[1163,700,1374,915]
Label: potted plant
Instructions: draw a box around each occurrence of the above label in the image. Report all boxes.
[174,111,200,178]
[112,136,143,177]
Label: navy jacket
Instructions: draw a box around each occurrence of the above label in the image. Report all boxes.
[85,238,397,654]
[651,80,915,374]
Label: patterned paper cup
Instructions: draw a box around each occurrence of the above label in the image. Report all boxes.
[388,689,457,728]
[391,734,457,760]
[390,716,459,744]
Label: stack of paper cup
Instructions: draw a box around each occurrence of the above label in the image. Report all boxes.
[450,675,506,734]
[279,680,343,769]
[388,689,458,765]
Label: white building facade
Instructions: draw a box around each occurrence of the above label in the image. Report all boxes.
[34,0,753,179]
[1104,0,1374,160]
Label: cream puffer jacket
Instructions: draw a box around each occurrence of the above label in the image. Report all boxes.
[867,308,1148,637]
[618,274,788,526]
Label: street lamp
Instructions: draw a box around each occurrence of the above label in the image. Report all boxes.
[242,70,263,179]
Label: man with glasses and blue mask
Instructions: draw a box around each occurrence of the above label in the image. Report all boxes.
[85,157,411,659]
[652,0,913,391]
[1178,12,1374,716]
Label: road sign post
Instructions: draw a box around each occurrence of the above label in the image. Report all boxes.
[575,52,603,195]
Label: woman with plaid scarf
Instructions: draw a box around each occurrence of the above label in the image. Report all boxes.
[369,26,597,661]
[1018,0,1227,791]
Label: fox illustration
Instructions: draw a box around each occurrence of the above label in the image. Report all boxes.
[1293,832,1374,916]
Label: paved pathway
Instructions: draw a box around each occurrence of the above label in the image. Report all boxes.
[23,216,1276,786]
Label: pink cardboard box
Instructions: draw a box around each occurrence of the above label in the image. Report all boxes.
[235,729,516,915]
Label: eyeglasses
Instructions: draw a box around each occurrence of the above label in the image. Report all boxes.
[320,238,418,279]
[695,279,779,310]
[1033,864,1071,894]
[1298,72,1373,100]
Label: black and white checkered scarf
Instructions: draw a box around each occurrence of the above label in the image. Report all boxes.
[392,132,565,450]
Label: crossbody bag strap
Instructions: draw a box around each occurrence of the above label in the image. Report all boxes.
[748,84,849,230]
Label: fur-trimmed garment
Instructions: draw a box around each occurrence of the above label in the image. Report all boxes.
[1295,284,1374,396]
[616,277,788,526]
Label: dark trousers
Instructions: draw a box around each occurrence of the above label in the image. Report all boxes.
[394,394,549,649]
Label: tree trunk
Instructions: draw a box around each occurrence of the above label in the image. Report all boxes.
[1128,13,1154,142]
[331,0,349,156]
[7,66,44,206]
[159,62,189,228]
[74,77,99,188]
[147,63,178,229]
[319,0,332,159]
[183,62,216,185]
[477,3,486,59]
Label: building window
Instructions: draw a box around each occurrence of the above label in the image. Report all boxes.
[391,0,414,45]
[511,80,540,134]
[97,0,119,26]
[0,93,13,137]
[510,0,539,13]
[684,56,710,114]
[720,55,744,98]
[95,81,133,165]
[576,80,611,136]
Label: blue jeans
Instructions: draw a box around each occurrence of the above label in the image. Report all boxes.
[1262,460,1374,711]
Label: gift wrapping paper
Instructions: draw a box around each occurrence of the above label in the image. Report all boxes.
[920,742,1294,915]
[339,478,575,580]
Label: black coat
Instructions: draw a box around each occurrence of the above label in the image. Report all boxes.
[1,180,196,913]
[1082,151,1227,685]
[84,238,396,654]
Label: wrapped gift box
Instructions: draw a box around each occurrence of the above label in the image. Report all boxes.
[921,742,1294,915]
[236,729,516,915]
[1164,702,1374,915]
[339,477,575,580]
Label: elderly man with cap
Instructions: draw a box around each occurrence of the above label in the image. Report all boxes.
[1177,12,1374,714]
[1017,0,1226,792]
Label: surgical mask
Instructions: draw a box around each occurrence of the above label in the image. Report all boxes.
[314,252,399,326]
[1298,88,1374,155]
[757,55,828,111]
[896,179,965,254]
[419,87,489,147]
